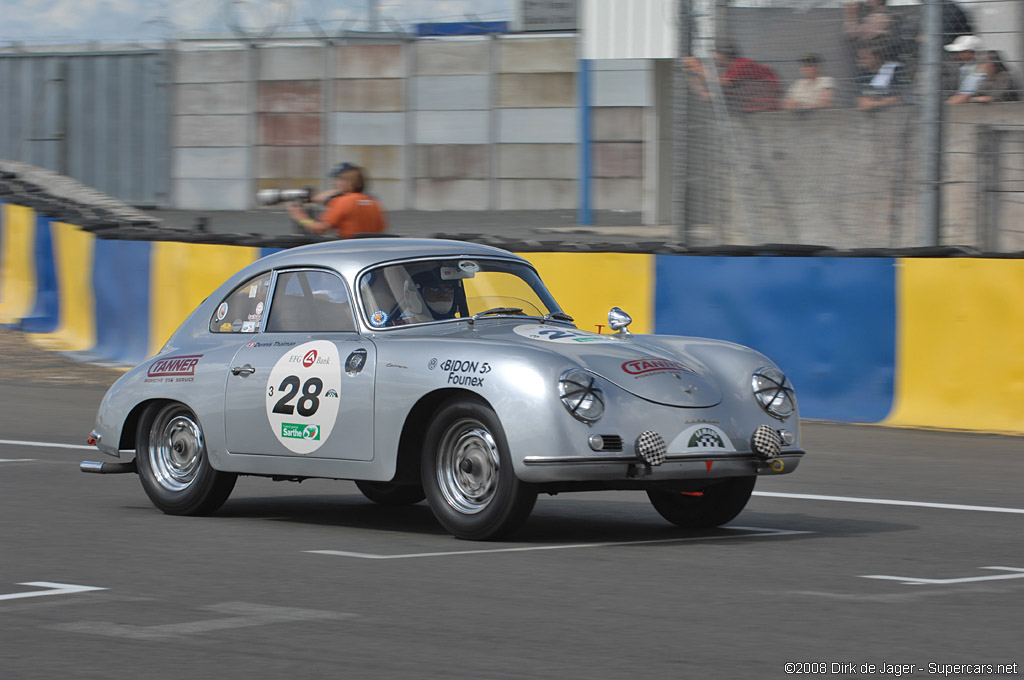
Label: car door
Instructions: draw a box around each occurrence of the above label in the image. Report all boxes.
[223,268,376,460]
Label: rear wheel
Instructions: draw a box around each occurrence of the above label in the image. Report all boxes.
[422,398,536,540]
[135,402,237,516]
[647,476,756,528]
[355,480,425,506]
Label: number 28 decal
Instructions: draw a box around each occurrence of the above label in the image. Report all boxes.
[512,324,617,344]
[265,341,341,455]
[272,376,323,417]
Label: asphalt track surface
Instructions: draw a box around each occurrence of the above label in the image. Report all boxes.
[2,376,1023,678]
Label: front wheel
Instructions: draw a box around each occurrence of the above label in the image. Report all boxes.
[355,480,426,506]
[421,398,536,540]
[135,402,237,516]
[647,476,756,529]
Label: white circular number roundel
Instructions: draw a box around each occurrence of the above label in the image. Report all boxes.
[265,341,341,455]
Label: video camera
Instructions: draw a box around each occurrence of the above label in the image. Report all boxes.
[256,187,314,206]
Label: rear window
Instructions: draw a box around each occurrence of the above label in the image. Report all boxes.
[210,272,272,333]
[266,270,355,333]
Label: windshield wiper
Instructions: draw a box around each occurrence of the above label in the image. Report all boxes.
[469,307,525,324]
[543,311,574,323]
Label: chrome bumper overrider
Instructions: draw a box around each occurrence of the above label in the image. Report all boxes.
[523,450,806,466]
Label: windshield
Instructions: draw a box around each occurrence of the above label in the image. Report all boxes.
[358,258,563,328]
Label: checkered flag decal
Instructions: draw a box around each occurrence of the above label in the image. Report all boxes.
[692,431,722,447]
[635,430,667,466]
[751,425,782,460]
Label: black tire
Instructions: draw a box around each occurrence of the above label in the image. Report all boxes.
[355,480,426,506]
[135,402,237,516]
[421,398,537,541]
[647,476,756,529]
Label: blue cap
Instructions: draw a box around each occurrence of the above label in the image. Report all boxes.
[329,162,360,177]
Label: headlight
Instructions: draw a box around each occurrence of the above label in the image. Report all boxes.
[558,369,605,423]
[751,366,795,419]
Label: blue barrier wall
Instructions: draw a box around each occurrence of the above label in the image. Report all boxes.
[654,256,897,423]
[87,239,153,365]
[19,216,59,334]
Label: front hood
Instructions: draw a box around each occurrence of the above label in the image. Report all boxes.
[474,322,723,407]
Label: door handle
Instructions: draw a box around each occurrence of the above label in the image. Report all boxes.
[231,364,256,376]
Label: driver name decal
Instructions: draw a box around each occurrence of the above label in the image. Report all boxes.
[266,341,341,455]
[513,325,617,344]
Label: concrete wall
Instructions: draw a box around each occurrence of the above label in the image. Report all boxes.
[256,46,325,201]
[172,46,251,210]
[169,36,657,214]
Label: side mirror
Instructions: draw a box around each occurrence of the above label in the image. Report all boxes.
[608,307,632,334]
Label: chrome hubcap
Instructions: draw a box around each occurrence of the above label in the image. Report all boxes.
[148,408,204,492]
[437,420,499,515]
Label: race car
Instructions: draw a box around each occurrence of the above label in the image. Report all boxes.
[83,238,804,540]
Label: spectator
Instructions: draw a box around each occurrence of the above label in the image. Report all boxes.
[844,0,895,55]
[682,45,782,113]
[957,51,1020,104]
[289,164,388,238]
[944,35,985,104]
[942,0,974,46]
[782,53,836,110]
[856,46,911,111]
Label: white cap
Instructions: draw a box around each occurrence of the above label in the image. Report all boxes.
[944,35,981,53]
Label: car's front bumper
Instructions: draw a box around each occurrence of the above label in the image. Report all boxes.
[518,449,805,484]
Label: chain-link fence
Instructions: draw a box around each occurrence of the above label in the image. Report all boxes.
[676,0,1024,250]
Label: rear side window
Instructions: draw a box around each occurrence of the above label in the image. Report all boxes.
[266,270,355,333]
[210,272,272,333]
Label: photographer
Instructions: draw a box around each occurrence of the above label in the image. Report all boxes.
[287,163,388,238]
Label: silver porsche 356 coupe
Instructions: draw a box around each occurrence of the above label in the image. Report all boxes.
[84,238,804,540]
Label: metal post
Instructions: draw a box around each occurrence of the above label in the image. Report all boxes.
[672,0,692,243]
[368,0,380,33]
[489,33,499,212]
[918,0,943,246]
[577,57,592,226]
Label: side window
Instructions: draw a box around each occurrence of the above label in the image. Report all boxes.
[210,272,272,333]
[266,270,355,333]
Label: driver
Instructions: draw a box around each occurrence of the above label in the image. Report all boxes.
[412,269,458,320]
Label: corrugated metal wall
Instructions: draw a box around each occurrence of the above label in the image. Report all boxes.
[0,50,171,207]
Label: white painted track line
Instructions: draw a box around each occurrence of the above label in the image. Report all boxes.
[754,491,1024,515]
[0,439,95,451]
[308,526,811,560]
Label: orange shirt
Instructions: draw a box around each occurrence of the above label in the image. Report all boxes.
[321,192,388,238]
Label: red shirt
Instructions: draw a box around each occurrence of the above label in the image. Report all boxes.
[321,192,388,238]
[721,58,782,112]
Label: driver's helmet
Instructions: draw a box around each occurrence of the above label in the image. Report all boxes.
[412,268,457,319]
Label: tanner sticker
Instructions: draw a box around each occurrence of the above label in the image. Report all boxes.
[622,358,697,377]
[144,354,203,383]
[216,302,228,321]
[512,324,617,344]
[668,424,735,454]
[265,340,341,455]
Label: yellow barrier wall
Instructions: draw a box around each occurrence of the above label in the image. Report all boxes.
[523,253,655,334]
[149,242,261,355]
[0,204,37,324]
[28,222,97,352]
[886,258,1024,432]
